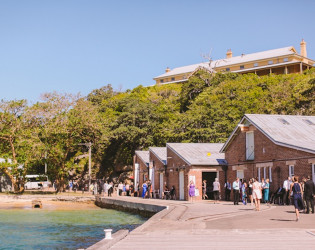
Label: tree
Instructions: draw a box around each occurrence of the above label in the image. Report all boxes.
[31,93,102,192]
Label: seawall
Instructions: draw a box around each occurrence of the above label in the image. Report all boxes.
[95,196,168,217]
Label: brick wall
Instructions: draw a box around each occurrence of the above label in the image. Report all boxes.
[225,126,315,195]
[133,154,148,195]
[166,146,224,201]
[149,151,165,194]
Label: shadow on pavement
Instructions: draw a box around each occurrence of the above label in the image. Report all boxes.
[270,218,296,222]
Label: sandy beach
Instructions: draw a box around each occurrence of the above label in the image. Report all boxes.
[0,194,97,210]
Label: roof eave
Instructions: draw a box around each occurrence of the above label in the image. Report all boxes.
[166,143,191,166]
[149,148,167,166]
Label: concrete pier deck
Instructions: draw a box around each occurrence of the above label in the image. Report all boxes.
[94,196,315,249]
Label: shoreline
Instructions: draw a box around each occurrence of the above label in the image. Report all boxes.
[0,194,96,210]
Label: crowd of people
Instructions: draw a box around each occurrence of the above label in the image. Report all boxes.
[222,175,315,221]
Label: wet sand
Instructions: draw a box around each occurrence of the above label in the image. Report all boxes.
[0,196,99,210]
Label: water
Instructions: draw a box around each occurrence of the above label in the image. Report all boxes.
[0,204,146,249]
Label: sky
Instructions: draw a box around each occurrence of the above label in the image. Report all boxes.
[1,0,315,103]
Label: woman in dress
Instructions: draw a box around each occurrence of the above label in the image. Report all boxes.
[252,177,262,211]
[264,178,270,203]
[290,176,304,221]
[248,178,253,206]
[213,178,220,203]
[142,181,147,199]
[188,180,195,203]
[241,179,247,205]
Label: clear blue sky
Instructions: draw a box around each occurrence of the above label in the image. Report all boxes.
[1,0,314,103]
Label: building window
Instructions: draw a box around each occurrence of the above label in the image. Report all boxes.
[289,165,294,177]
[226,68,230,72]
[171,77,175,81]
[246,131,254,160]
[258,168,261,182]
[283,58,289,62]
[240,65,245,70]
[254,63,258,67]
[160,79,164,83]
[269,167,272,182]
[268,60,273,65]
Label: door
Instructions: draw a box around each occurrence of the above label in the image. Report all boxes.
[202,172,217,199]
[312,164,315,183]
[159,173,163,198]
[134,163,139,191]
[149,167,154,192]
[179,171,185,200]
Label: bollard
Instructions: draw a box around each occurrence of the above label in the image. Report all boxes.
[104,229,113,239]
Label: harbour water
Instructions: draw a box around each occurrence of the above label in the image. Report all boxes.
[0,201,146,249]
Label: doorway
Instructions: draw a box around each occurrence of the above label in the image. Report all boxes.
[202,172,217,199]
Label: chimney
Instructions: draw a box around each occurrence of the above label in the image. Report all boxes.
[226,49,232,59]
[300,39,307,58]
[165,67,171,73]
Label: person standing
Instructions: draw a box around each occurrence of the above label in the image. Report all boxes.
[283,177,291,205]
[188,180,195,203]
[241,179,247,205]
[147,180,152,199]
[304,176,315,214]
[125,183,130,196]
[142,181,147,199]
[233,178,240,205]
[252,177,262,211]
[224,180,231,201]
[248,178,254,206]
[118,182,123,196]
[213,178,220,204]
[202,180,208,200]
[261,178,265,203]
[290,176,304,221]
[264,179,270,203]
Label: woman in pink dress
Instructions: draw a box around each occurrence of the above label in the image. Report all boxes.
[252,177,262,211]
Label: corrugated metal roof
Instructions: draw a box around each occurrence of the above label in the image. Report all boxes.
[135,150,150,166]
[167,143,226,166]
[221,114,315,154]
[246,114,315,153]
[149,147,167,165]
[154,46,298,79]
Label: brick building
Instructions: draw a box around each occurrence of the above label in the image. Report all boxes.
[149,147,167,198]
[133,150,149,195]
[221,114,315,197]
[166,143,226,201]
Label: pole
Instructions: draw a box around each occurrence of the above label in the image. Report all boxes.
[88,142,92,188]
[45,151,47,174]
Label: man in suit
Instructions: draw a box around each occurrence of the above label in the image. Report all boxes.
[304,176,315,214]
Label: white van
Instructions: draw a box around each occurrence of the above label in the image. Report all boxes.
[24,175,51,190]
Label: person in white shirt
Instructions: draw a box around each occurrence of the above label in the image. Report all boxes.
[283,177,291,205]
[233,178,240,205]
[213,178,220,203]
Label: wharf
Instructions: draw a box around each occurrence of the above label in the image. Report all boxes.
[93,196,315,249]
